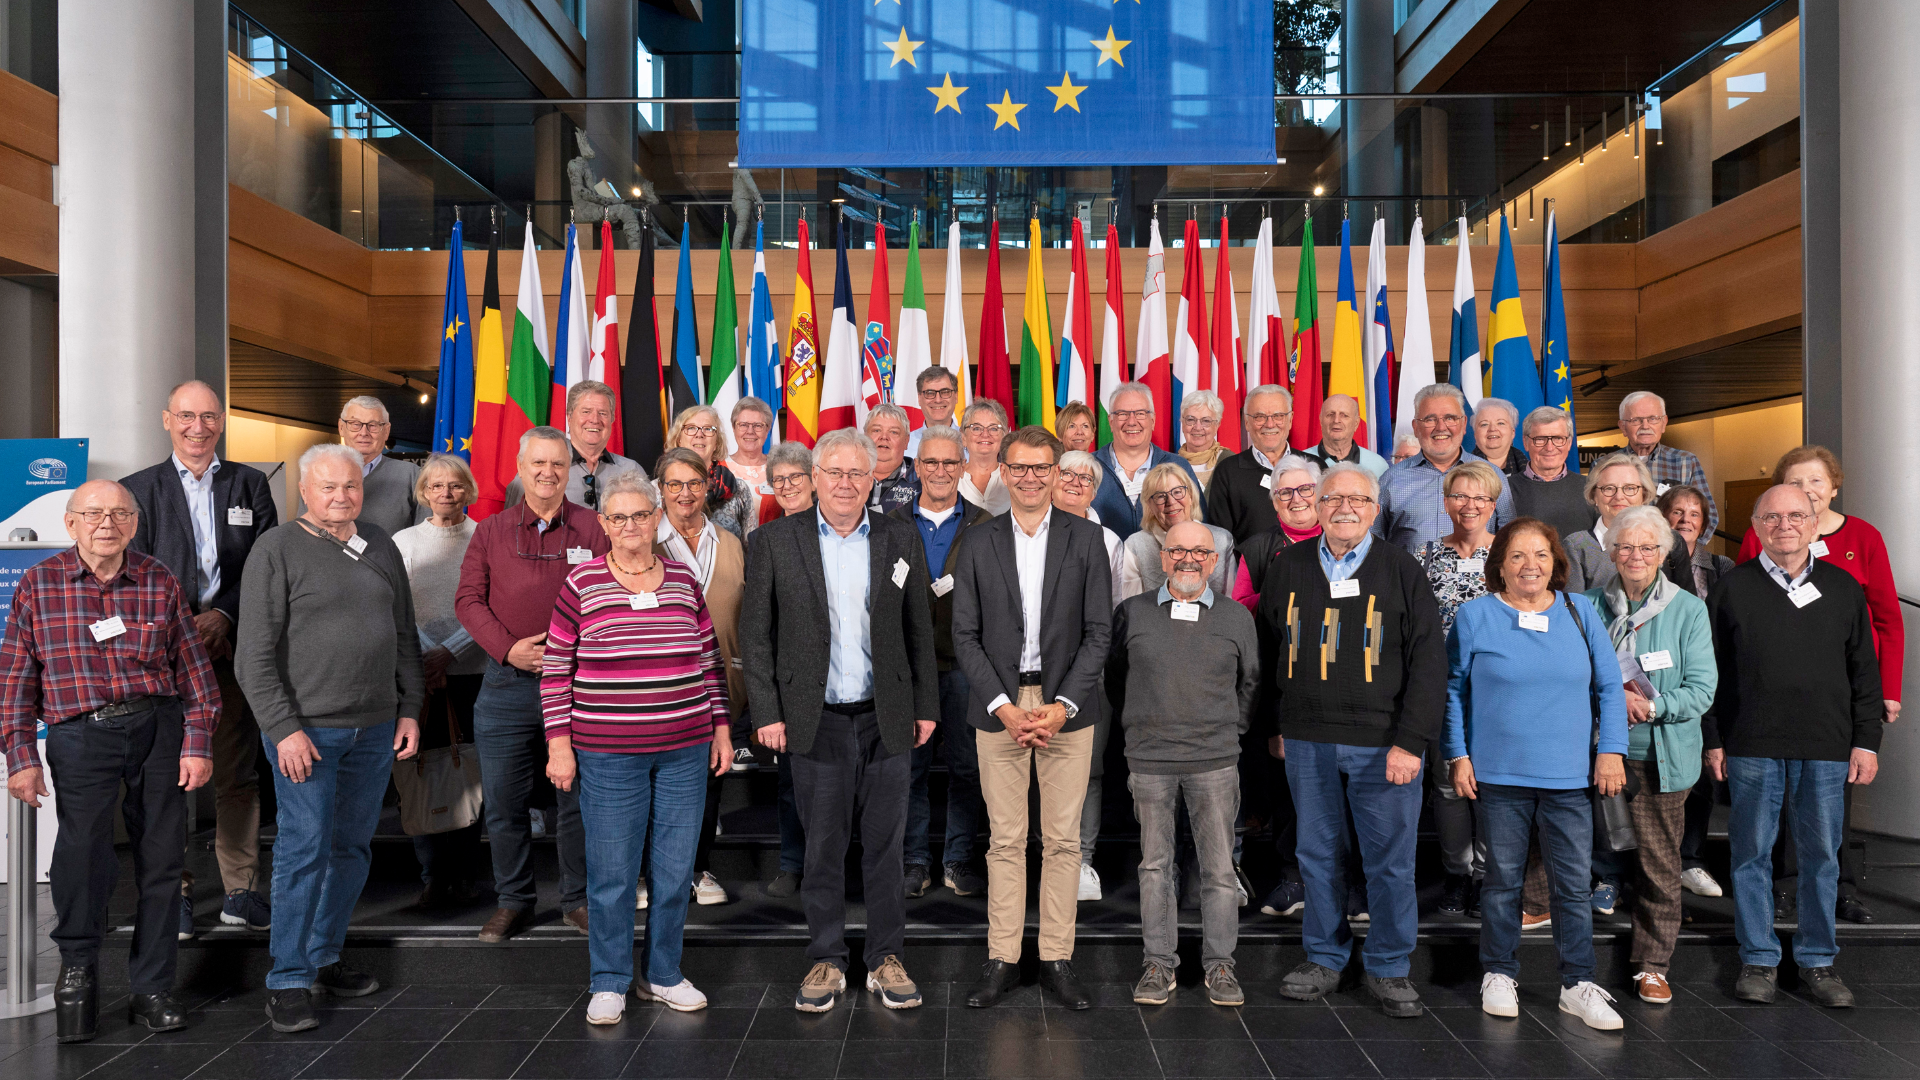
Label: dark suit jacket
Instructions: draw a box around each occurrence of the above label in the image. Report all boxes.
[740,508,940,756]
[122,457,280,627]
[951,507,1113,733]
[888,501,993,671]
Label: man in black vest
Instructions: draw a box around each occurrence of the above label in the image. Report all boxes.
[1206,384,1295,543]
[121,380,279,938]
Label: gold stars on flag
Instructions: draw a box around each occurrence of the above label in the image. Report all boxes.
[1046,72,1087,112]
[988,91,1027,130]
[928,72,967,113]
[1553,361,1569,382]
[885,26,923,67]
[1091,26,1130,66]
[444,314,464,342]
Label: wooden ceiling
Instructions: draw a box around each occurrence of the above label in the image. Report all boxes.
[230,340,436,449]
[1439,0,1772,93]
[1572,328,1801,435]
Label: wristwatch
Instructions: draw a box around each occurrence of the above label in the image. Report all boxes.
[1060,700,1079,720]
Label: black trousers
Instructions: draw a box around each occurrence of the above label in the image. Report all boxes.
[44,700,187,994]
[790,707,909,972]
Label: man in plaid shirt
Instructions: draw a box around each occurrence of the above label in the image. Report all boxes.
[1,479,218,1044]
[1620,391,1718,540]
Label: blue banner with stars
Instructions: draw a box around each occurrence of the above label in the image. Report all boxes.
[739,0,1275,167]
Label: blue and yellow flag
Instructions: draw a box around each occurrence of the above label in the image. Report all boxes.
[1540,208,1576,472]
[432,218,475,458]
[738,1,1273,166]
[1487,214,1545,416]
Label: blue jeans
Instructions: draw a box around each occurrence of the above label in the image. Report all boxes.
[473,659,586,911]
[262,721,393,990]
[1478,783,1596,987]
[906,668,983,868]
[578,743,708,992]
[1285,740,1422,977]
[1727,756,1848,968]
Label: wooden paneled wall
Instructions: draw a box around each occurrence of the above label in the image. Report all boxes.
[0,70,57,276]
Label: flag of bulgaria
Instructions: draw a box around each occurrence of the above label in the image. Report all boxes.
[505,221,551,448]
[1016,218,1055,433]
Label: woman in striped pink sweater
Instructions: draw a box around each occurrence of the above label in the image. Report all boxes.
[541,472,731,1025]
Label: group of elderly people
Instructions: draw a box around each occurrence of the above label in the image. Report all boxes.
[5,372,1897,1044]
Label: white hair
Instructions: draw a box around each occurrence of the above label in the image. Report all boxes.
[1474,397,1519,426]
[1109,381,1154,414]
[299,442,363,481]
[600,469,659,510]
[916,425,964,457]
[863,402,911,435]
[519,424,569,456]
[1316,460,1380,503]
[1180,390,1224,423]
[1609,505,1676,559]
[1059,449,1104,488]
[340,395,389,422]
[815,427,878,472]
[1618,390,1667,421]
[1522,405,1574,438]
[1245,384,1292,411]
[1413,383,1467,415]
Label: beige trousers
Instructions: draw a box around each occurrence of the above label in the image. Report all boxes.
[976,685,1094,963]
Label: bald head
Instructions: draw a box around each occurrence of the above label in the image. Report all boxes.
[1753,484,1816,564]
[164,380,226,473]
[1161,520,1218,599]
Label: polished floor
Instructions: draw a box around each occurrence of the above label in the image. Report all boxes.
[9,971,1920,1080]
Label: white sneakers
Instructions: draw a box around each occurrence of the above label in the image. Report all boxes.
[635,881,649,910]
[586,991,626,1025]
[1480,973,1519,1018]
[693,872,729,906]
[1078,863,1102,901]
[640,979,708,1012]
[1680,867,1724,897]
[1559,981,1624,1030]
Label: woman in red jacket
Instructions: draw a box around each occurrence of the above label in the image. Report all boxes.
[1737,444,1903,922]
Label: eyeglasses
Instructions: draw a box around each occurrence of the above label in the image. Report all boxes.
[580,471,598,509]
[1319,494,1376,509]
[1183,414,1218,427]
[920,388,958,401]
[963,423,1005,437]
[1526,434,1571,448]
[1161,547,1217,561]
[1248,410,1292,426]
[1414,414,1465,427]
[735,420,771,434]
[72,509,136,524]
[919,458,963,471]
[514,519,564,560]
[1003,463,1056,479]
[769,473,809,489]
[1147,488,1190,506]
[1594,484,1645,499]
[816,468,867,484]
[1622,415,1666,427]
[424,482,468,499]
[1444,493,1496,508]
[1109,409,1152,422]
[170,410,221,427]
[601,510,657,528]
[1059,470,1095,488]
[341,419,389,433]
[1613,544,1663,559]
[661,478,708,495]
[1273,483,1317,504]
[681,424,718,437]
[1758,512,1813,527]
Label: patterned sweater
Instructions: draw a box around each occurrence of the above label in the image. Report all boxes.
[540,557,730,754]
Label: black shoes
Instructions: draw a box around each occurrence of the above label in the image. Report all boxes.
[1365,975,1425,1018]
[766,871,802,899]
[313,962,381,997]
[1039,959,1091,1010]
[1802,966,1855,1008]
[1279,961,1343,1001]
[55,965,96,1044]
[904,864,931,899]
[1734,964,1778,1004]
[266,988,320,1033]
[127,992,189,1032]
[1439,874,1471,915]
[1836,894,1875,924]
[965,958,1021,1008]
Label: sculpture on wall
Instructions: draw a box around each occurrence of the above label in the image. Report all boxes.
[732,168,764,247]
[568,131,673,247]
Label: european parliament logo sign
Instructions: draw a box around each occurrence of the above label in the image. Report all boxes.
[27,456,68,484]
[739,0,1276,167]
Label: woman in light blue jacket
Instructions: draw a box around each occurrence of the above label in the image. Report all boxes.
[1582,505,1716,1007]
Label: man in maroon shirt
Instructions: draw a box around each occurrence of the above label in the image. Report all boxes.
[457,427,609,942]
[2,479,218,1043]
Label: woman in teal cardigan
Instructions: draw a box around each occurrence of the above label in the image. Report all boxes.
[1582,505,1717,1007]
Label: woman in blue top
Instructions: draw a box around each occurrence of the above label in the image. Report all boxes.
[1446,518,1629,1031]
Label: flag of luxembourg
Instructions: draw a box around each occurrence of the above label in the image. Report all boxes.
[746,221,781,450]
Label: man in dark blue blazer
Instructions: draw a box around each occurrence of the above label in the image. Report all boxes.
[121,380,279,937]
[1091,382,1202,540]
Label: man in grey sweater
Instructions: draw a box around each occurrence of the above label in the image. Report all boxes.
[337,395,422,538]
[237,443,423,1035]
[1105,521,1259,1008]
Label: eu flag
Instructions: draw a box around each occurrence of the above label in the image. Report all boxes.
[740,0,1275,166]
[433,219,475,458]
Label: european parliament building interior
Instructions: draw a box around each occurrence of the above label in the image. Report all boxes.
[4,0,1920,1077]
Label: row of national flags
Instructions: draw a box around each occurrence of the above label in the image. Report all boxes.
[433,206,1576,518]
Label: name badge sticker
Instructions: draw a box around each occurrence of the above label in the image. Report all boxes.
[1810,539,1830,558]
[346,534,368,554]
[1639,649,1674,672]
[892,558,910,589]
[1329,579,1361,599]
[1789,582,1822,608]
[931,574,955,597]
[89,615,127,642]
[757,484,774,496]
[629,592,660,610]
[1170,601,1200,622]
[567,547,592,564]
[1518,611,1550,632]
[1457,558,1485,574]
[227,507,253,527]
[1259,473,1273,490]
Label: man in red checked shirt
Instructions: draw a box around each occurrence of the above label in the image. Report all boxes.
[1,479,219,1045]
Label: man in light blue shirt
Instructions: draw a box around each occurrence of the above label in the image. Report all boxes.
[818,511,873,703]
[1375,384,1514,554]
[176,457,221,608]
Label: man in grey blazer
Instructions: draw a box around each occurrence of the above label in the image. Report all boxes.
[951,425,1113,1010]
[121,379,279,938]
[741,428,940,1015]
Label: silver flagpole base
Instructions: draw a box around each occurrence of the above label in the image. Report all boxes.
[6,798,53,1017]
[0,986,53,1018]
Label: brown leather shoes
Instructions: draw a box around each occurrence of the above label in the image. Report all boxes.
[478,907,527,943]
[563,907,589,935]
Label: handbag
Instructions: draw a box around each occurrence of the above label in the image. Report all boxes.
[392,692,484,837]
[1563,593,1640,853]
